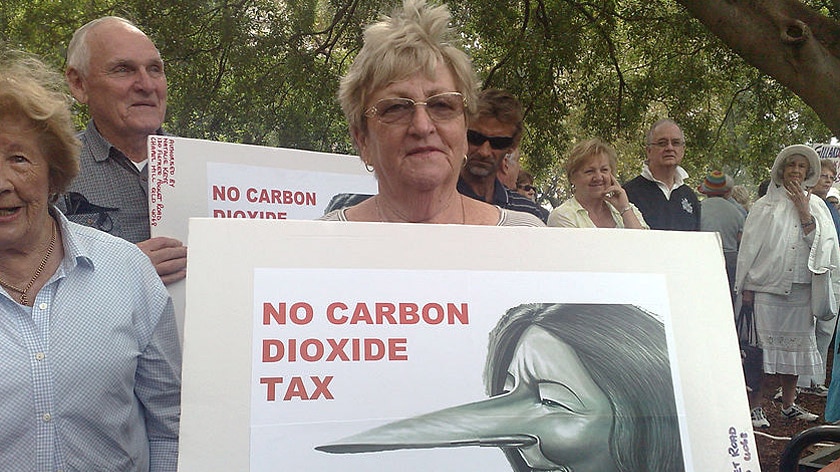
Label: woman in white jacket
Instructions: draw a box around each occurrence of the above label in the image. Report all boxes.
[736,145,840,428]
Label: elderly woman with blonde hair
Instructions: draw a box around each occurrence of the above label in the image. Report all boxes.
[548,138,647,229]
[321,0,543,227]
[0,48,181,469]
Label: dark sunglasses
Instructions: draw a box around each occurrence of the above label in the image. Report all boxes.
[517,184,535,192]
[467,129,515,150]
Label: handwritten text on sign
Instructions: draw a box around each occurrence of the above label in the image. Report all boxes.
[148,136,176,227]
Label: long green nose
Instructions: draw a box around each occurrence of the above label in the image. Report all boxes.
[315,392,537,454]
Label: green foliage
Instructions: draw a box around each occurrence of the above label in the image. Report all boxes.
[2,0,833,209]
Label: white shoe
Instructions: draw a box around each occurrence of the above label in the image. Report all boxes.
[802,384,829,397]
[781,403,819,422]
[751,407,770,428]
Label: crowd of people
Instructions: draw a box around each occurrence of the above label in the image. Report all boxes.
[2,0,839,469]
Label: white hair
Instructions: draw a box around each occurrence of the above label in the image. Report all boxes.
[66,16,143,76]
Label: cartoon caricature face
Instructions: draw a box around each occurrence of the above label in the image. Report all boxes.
[316,329,618,472]
[316,304,683,472]
[499,326,615,471]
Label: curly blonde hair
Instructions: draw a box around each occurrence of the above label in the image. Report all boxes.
[338,0,478,137]
[565,137,618,182]
[0,47,80,196]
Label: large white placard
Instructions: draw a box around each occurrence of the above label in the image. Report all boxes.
[146,136,377,337]
[179,219,760,472]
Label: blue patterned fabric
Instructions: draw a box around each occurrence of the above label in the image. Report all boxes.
[0,209,181,471]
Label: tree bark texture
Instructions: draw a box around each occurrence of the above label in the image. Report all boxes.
[677,0,840,135]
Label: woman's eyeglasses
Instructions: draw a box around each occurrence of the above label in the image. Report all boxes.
[365,92,465,125]
[467,130,514,150]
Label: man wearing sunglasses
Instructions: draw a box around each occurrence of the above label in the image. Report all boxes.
[457,89,547,222]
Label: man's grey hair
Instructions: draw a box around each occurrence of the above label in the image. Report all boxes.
[66,16,141,76]
[505,148,520,164]
[644,118,684,145]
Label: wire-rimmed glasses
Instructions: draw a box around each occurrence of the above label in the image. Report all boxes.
[364,92,465,125]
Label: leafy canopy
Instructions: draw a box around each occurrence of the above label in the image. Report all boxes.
[2,0,831,206]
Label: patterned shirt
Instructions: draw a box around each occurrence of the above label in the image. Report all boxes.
[56,120,153,243]
[0,209,181,471]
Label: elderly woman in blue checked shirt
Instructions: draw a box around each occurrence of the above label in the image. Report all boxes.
[0,48,180,472]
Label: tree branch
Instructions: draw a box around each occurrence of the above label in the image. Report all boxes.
[677,0,840,135]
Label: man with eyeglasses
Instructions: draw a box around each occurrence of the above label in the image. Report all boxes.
[623,118,701,231]
[457,89,547,222]
[60,17,187,285]
[809,160,840,235]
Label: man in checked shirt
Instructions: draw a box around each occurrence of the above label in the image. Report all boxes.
[61,16,186,285]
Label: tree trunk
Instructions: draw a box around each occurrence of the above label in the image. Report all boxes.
[677,0,840,136]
